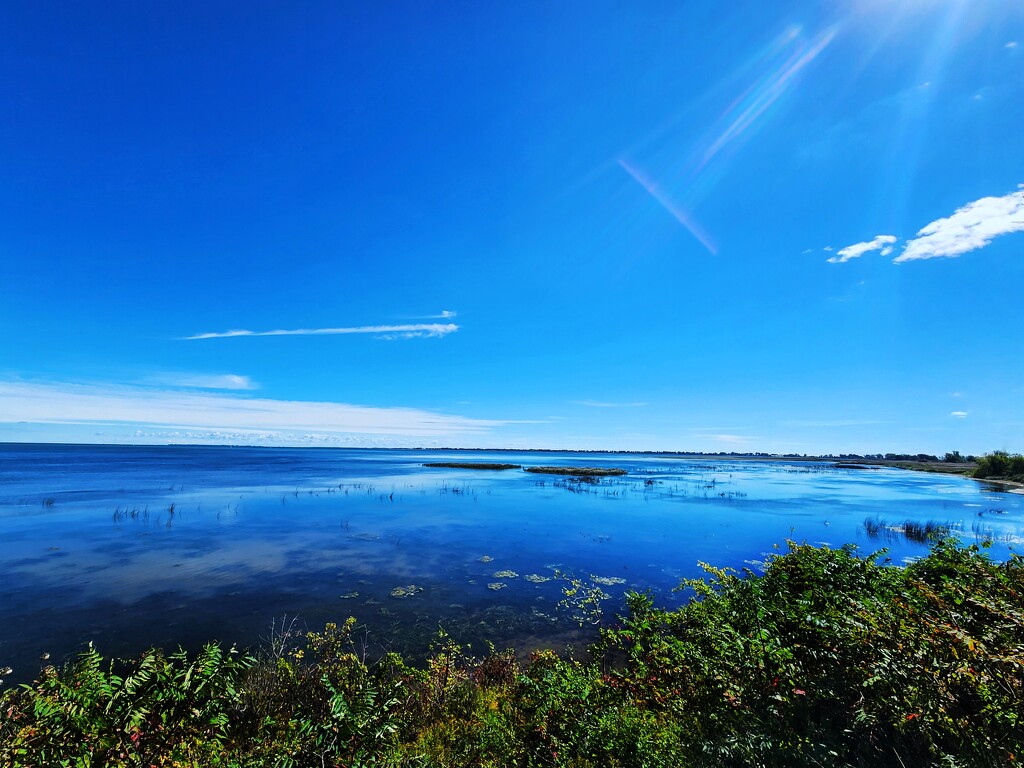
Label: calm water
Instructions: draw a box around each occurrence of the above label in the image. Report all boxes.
[2,443,1022,685]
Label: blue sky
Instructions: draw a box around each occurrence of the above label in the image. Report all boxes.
[2,0,1022,455]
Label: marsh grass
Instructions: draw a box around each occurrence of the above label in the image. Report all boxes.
[863,516,957,543]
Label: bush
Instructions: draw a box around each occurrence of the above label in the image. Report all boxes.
[974,451,1024,482]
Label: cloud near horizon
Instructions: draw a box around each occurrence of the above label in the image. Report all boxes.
[0,380,504,438]
[896,187,1024,263]
[827,235,897,264]
[183,322,459,341]
[574,400,649,408]
[146,373,258,390]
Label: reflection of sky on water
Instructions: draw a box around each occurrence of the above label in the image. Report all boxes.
[2,444,1022,685]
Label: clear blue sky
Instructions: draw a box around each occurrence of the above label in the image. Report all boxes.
[2,0,1022,455]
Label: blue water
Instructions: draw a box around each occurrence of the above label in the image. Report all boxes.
[2,443,1022,685]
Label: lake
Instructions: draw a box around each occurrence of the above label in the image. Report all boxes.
[2,443,1022,685]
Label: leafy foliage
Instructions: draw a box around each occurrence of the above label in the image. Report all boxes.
[2,541,1021,766]
[974,451,1024,482]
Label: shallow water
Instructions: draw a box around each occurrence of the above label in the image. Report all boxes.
[2,444,1021,685]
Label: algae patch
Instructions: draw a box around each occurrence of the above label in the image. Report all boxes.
[390,585,424,598]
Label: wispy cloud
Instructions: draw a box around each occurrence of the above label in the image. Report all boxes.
[574,400,649,408]
[706,433,756,445]
[1007,41,1018,49]
[895,187,1024,262]
[183,323,459,341]
[827,235,897,264]
[0,380,504,438]
[146,373,258,390]
[950,411,969,419]
[781,419,884,428]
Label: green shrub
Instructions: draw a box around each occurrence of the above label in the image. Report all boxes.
[974,450,1024,481]
[2,542,1021,766]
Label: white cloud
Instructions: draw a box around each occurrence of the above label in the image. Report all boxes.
[574,400,648,408]
[184,322,458,341]
[147,373,258,390]
[1007,41,1018,49]
[950,411,969,419]
[707,433,756,445]
[896,187,1024,262]
[827,235,898,264]
[0,380,505,439]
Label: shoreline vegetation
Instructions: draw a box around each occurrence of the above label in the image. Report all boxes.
[523,467,628,477]
[423,463,522,470]
[422,464,630,476]
[2,540,1021,767]
[417,450,1024,490]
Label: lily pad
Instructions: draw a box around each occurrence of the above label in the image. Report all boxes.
[524,574,550,583]
[478,555,494,563]
[487,582,507,591]
[493,569,519,579]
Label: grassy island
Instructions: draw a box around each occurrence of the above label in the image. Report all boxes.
[524,466,628,476]
[423,463,523,470]
[2,540,1021,767]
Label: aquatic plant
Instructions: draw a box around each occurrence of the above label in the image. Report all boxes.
[863,517,957,544]
[524,466,628,476]
[423,463,521,470]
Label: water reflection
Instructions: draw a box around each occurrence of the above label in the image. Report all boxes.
[1,445,1022,685]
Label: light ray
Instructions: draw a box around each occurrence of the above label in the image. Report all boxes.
[619,159,718,255]
[696,26,837,174]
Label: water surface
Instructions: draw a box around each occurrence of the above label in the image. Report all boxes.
[2,444,1021,685]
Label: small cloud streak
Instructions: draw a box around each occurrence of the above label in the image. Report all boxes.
[950,411,969,419]
[895,187,1024,262]
[707,433,755,445]
[781,419,884,428]
[184,323,459,341]
[827,235,897,264]
[1007,41,1018,49]
[574,400,648,408]
[148,373,258,390]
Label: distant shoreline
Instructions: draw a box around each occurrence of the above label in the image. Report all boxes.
[3,440,1021,490]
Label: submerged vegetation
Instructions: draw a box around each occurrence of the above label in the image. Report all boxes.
[423,463,522,470]
[3,541,1021,767]
[524,466,628,476]
[863,517,954,544]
